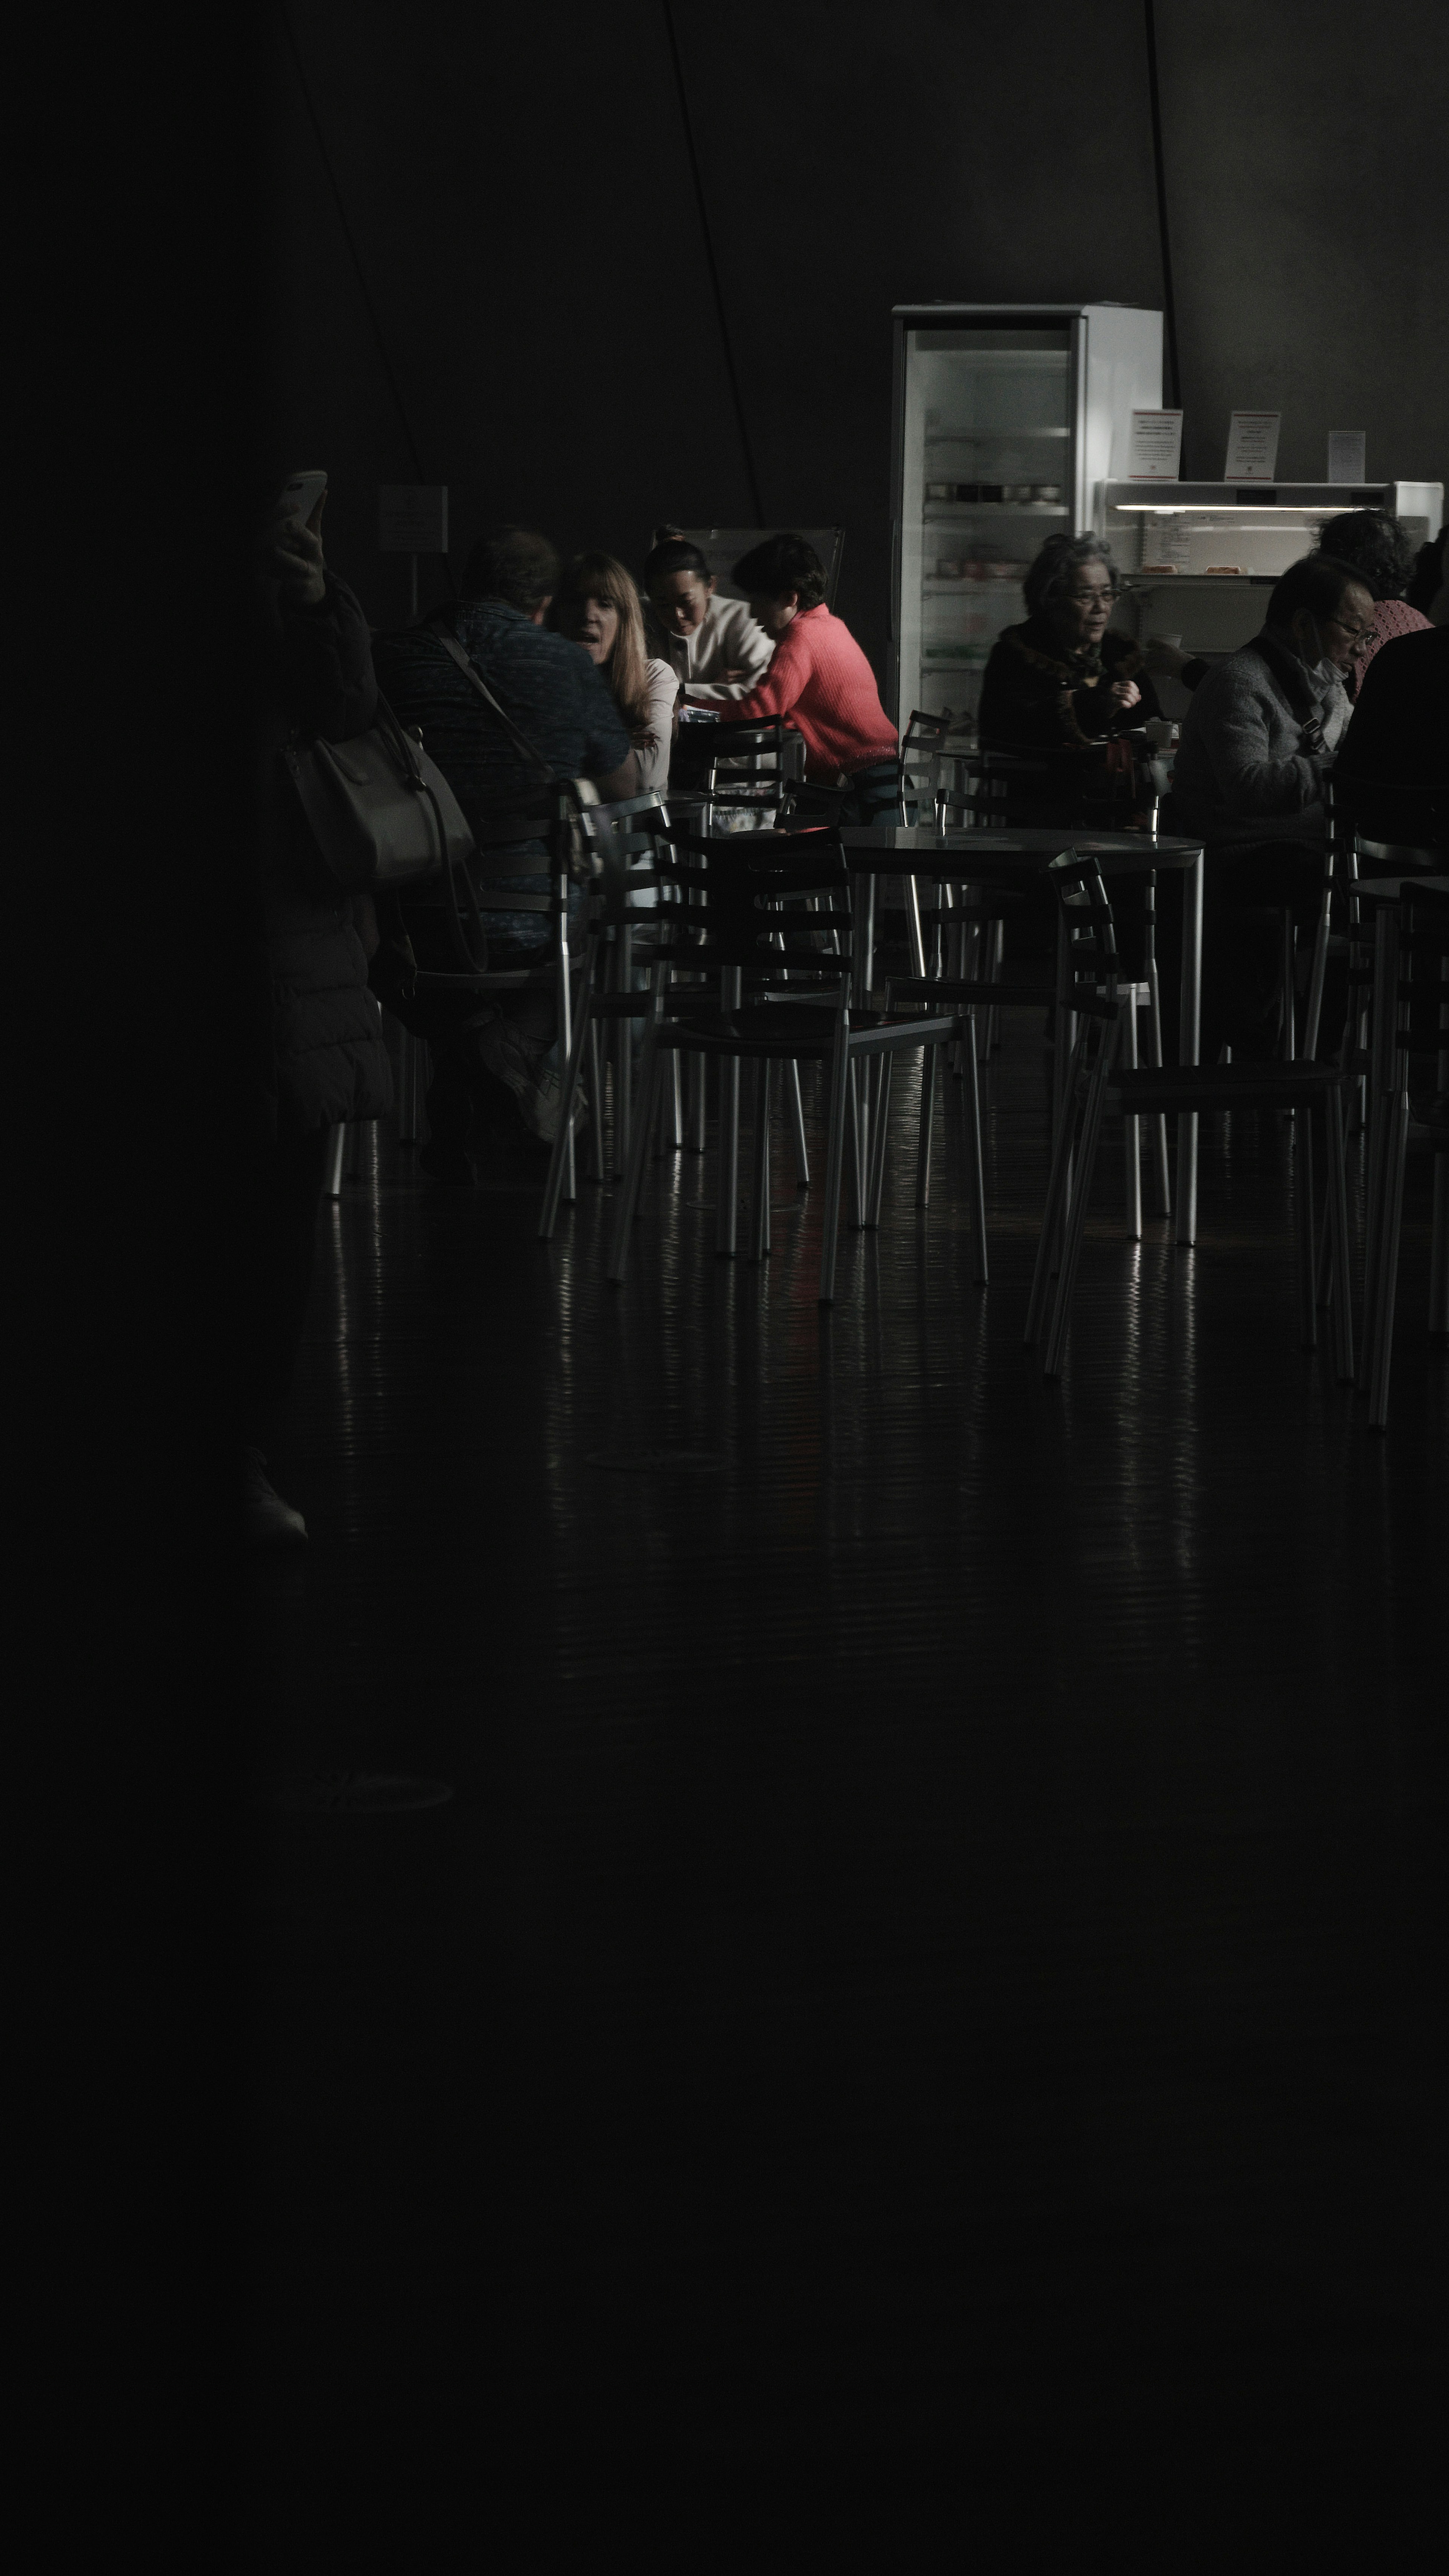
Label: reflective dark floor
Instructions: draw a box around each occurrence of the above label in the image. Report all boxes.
[248,1014,1444,2562]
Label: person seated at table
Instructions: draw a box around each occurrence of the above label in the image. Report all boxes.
[978,534,1162,821]
[1313,509,1432,695]
[1331,622,1449,850]
[699,532,900,816]
[370,527,637,1177]
[553,551,677,793]
[642,532,775,703]
[1168,553,1375,1058]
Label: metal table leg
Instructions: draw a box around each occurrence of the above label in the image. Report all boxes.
[1176,847,1203,1244]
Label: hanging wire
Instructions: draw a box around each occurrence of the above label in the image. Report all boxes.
[661,2,766,526]
[1143,0,1182,420]
[276,3,457,593]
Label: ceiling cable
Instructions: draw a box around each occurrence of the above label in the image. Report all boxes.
[661,2,766,526]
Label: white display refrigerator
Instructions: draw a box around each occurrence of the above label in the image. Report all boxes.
[888,302,1163,734]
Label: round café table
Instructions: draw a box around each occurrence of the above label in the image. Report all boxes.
[839,824,1207,1242]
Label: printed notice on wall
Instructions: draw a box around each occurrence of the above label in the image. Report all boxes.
[1128,410,1184,480]
[378,486,449,553]
[1327,432,1367,483]
[1223,413,1281,481]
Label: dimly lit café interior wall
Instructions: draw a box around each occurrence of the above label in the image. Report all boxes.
[268,0,1449,674]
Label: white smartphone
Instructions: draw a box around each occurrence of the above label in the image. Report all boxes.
[278,469,328,525]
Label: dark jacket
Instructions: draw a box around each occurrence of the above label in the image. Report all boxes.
[255,573,394,1135]
[372,598,631,872]
[1167,627,1351,850]
[1332,626,1449,847]
[979,617,1161,754]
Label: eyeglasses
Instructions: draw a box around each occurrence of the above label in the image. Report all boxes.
[1324,613,1373,646]
[1064,588,1114,606]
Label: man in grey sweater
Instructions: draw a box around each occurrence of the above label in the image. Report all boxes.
[1168,555,1374,1055]
[1170,555,1372,846]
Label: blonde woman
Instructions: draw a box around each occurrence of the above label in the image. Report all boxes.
[554,553,678,792]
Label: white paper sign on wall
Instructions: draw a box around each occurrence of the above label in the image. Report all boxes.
[1327,432,1367,484]
[378,486,449,552]
[1223,414,1281,481]
[1128,410,1184,480]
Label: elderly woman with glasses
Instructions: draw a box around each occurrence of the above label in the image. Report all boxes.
[979,534,1161,798]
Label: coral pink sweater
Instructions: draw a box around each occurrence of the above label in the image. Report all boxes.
[714,604,898,780]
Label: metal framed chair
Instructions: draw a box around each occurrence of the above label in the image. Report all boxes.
[1025,851,1355,1383]
[605,830,961,1302]
[1354,875,1449,1428]
[537,793,678,1236]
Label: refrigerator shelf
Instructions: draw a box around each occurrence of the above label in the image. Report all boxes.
[923,502,1069,519]
[924,427,1071,443]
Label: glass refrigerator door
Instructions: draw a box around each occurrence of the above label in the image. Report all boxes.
[898,324,1075,739]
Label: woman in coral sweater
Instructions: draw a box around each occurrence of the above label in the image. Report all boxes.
[693,532,899,816]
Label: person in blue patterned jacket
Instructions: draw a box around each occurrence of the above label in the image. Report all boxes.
[372,528,638,1177]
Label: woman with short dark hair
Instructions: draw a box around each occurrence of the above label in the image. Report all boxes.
[641,532,775,703]
[1313,508,1432,693]
[978,534,1161,790]
[705,532,899,813]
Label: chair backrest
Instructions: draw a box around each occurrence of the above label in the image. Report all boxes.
[668,827,852,988]
[1047,851,1120,1018]
[578,793,675,929]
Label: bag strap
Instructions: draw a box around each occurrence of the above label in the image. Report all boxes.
[431,622,555,784]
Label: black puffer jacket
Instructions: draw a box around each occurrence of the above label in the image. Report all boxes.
[255,573,394,1134]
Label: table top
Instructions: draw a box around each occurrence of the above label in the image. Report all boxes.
[1352,872,1449,905]
[839,824,1204,875]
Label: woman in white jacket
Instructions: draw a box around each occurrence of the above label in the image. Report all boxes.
[642,533,775,705]
[554,552,678,793]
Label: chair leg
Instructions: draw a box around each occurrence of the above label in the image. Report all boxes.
[612,1005,632,1179]
[667,1050,683,1149]
[1303,895,1331,1060]
[1144,958,1171,1216]
[1326,1087,1354,1382]
[844,1060,864,1230]
[688,1051,707,1151]
[323,1125,346,1197]
[586,1022,606,1182]
[1120,992,1141,1242]
[1295,1100,1318,1350]
[1281,909,1297,1062]
[1043,1043,1114,1379]
[717,1056,741,1257]
[1431,1153,1449,1340]
[1357,1091,1392,1391]
[1368,1090,1411,1427]
[539,984,594,1239]
[606,1028,664,1282]
[917,1040,937,1208]
[1025,1036,1085,1345]
[866,1048,894,1227]
[750,1058,773,1260]
[963,1022,988,1286]
[818,1017,852,1305]
[786,1058,810,1186]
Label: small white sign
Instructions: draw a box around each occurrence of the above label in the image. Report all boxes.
[1223,412,1281,481]
[1327,432,1367,484]
[378,485,449,553]
[1128,409,1184,480]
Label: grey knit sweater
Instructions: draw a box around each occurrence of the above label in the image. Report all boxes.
[1169,627,1351,847]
